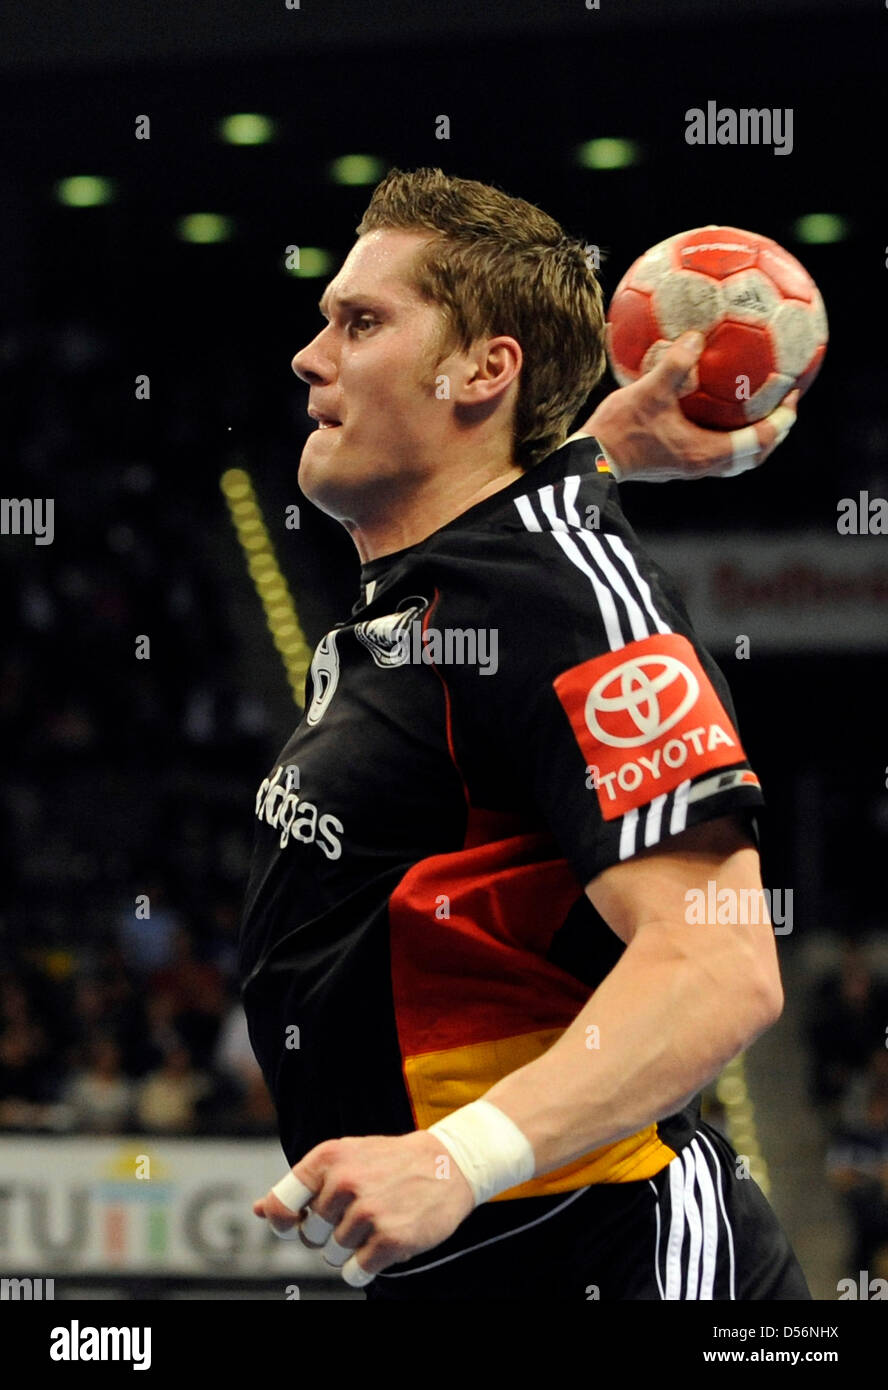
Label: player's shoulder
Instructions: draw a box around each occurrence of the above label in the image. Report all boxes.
[428,435,621,591]
[427,435,687,648]
[477,433,622,550]
[506,432,621,532]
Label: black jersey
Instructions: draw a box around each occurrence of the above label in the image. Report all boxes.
[238,435,765,1200]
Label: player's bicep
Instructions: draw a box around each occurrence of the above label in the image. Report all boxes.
[584,812,761,947]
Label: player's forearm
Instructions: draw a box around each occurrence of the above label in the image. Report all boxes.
[482,922,780,1176]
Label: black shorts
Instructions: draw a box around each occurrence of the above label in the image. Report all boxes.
[364,1121,811,1301]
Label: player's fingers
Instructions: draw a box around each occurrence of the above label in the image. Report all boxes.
[758,395,798,450]
[716,424,762,478]
[340,1252,376,1288]
[320,1234,354,1269]
[720,396,798,477]
[733,400,800,475]
[266,1209,305,1239]
[273,1169,315,1213]
[644,331,705,401]
[264,1170,315,1240]
[298,1209,336,1247]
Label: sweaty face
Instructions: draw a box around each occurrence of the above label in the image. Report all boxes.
[291,229,455,519]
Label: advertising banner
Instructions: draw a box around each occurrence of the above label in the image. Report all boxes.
[0,1137,323,1277]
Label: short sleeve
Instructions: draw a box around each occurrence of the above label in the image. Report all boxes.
[448,519,766,889]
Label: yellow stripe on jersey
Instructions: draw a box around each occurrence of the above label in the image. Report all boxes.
[404,1028,678,1198]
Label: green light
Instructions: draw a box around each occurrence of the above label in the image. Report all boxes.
[792,213,849,245]
[576,138,641,171]
[219,113,276,146]
[177,213,234,244]
[329,154,387,187]
[56,176,114,207]
[284,246,334,278]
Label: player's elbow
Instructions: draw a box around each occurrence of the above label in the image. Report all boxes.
[740,950,785,1037]
[710,969,782,1068]
[732,914,785,1034]
[704,932,784,1047]
[756,972,784,1030]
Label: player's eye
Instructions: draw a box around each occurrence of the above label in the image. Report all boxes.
[349,315,377,336]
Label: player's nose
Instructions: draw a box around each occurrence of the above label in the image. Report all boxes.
[291,332,333,384]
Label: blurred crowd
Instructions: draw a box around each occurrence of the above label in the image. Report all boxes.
[0,922,275,1136]
[3,314,888,1305]
[0,315,285,1138]
[807,941,888,1276]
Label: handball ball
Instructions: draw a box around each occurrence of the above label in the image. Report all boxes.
[605,225,828,429]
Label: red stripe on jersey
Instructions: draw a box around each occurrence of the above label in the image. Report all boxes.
[388,819,589,1061]
[422,585,471,814]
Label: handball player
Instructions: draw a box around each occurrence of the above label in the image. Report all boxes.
[243,167,809,1300]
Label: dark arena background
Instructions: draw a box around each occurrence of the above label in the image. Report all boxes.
[0,0,886,1343]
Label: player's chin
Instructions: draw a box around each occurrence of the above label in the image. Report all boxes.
[299,428,342,476]
[298,439,356,517]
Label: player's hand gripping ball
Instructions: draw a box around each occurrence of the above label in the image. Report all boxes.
[605,225,828,430]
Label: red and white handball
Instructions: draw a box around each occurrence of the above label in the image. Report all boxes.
[605,225,828,429]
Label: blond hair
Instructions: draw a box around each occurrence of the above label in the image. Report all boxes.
[355,167,607,468]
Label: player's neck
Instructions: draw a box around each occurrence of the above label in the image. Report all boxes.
[343,455,527,564]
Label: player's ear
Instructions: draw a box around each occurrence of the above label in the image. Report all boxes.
[462,335,521,401]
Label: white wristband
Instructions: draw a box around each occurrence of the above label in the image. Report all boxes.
[427,1099,536,1207]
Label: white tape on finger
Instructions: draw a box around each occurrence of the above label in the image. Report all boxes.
[268,1171,314,1238]
[341,1254,375,1288]
[268,1215,304,1241]
[769,403,796,446]
[723,423,761,476]
[301,1210,335,1245]
[322,1236,352,1269]
[724,401,797,478]
[272,1171,314,1214]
